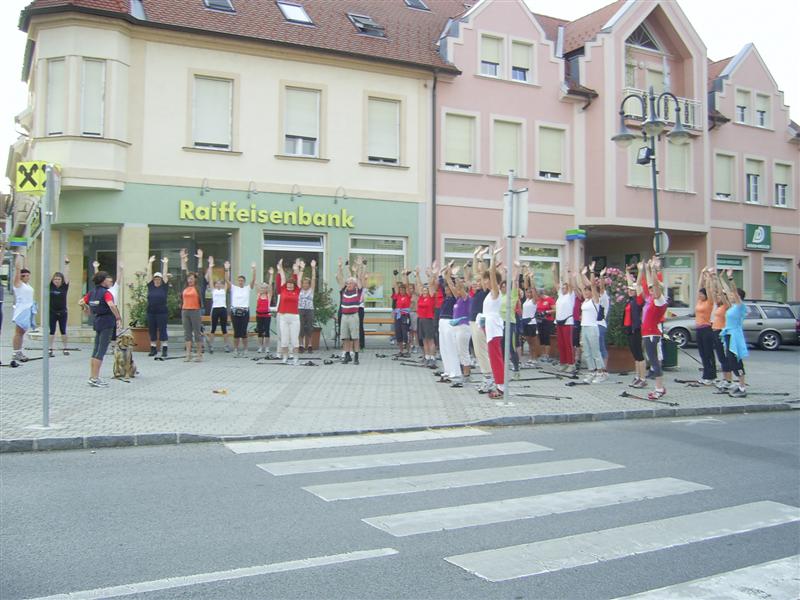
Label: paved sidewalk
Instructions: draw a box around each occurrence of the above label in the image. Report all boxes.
[1,324,797,451]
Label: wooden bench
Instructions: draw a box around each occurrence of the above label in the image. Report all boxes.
[363,316,394,336]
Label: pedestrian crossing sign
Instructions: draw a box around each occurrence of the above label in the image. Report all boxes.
[15,161,49,193]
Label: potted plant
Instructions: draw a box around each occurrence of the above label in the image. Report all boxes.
[126,270,152,352]
[311,282,337,350]
[602,266,636,373]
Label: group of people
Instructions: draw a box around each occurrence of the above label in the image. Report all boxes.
[4,243,750,397]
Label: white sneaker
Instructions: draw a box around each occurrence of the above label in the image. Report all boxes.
[282,356,288,364]
[293,357,299,366]
[592,373,608,384]
[583,374,595,384]
[88,378,109,388]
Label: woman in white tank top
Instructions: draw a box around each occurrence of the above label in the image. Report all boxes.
[206,256,232,353]
[11,253,35,361]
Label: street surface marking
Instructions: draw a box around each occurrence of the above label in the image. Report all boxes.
[616,554,800,599]
[304,458,624,501]
[258,442,552,476]
[670,417,725,426]
[445,501,800,582]
[25,548,399,600]
[225,428,490,454]
[363,478,709,537]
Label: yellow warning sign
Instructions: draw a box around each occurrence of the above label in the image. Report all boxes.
[15,161,48,193]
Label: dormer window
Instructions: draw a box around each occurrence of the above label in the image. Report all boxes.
[404,0,429,10]
[277,2,312,24]
[204,0,235,13]
[626,24,659,51]
[348,13,386,37]
[130,0,146,20]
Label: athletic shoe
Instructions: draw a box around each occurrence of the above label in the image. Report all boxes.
[524,360,536,368]
[207,344,214,354]
[699,379,714,386]
[88,378,108,388]
[48,350,55,358]
[592,373,608,384]
[161,347,168,358]
[148,347,157,357]
[63,350,70,356]
[583,374,595,384]
[342,354,352,364]
[281,356,288,364]
[224,345,232,353]
[353,356,359,365]
[298,347,305,354]
[292,357,299,366]
[648,388,667,400]
[729,386,747,398]
[715,380,732,391]
[306,346,313,354]
[450,381,464,388]
[633,379,648,389]
[14,351,28,362]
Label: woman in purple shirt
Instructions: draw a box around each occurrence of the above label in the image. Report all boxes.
[443,264,472,388]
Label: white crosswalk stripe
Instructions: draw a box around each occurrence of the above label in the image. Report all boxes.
[616,554,800,599]
[444,501,800,582]
[224,428,490,454]
[257,441,552,475]
[363,478,710,537]
[303,458,624,501]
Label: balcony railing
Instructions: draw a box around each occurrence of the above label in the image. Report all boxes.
[621,88,703,130]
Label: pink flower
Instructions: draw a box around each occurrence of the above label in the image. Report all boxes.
[616,294,625,302]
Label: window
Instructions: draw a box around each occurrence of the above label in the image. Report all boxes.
[492,120,521,176]
[745,158,763,203]
[45,58,65,136]
[538,126,564,180]
[774,163,790,207]
[193,76,232,150]
[444,114,475,171]
[367,98,399,164]
[626,24,659,50]
[625,63,636,88]
[130,0,146,19]
[566,54,581,85]
[444,239,495,263]
[348,14,385,37]
[519,245,560,292]
[756,94,770,127]
[666,142,689,191]
[762,305,792,318]
[263,234,324,292]
[277,2,312,24]
[716,256,745,290]
[645,68,664,96]
[511,42,531,82]
[480,36,502,77]
[404,0,429,10]
[629,145,650,187]
[81,59,105,136]
[284,87,319,157]
[662,255,693,308]
[204,0,234,12]
[714,154,734,200]
[349,237,405,310]
[735,89,750,124]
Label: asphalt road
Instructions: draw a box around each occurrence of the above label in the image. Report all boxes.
[1,413,799,600]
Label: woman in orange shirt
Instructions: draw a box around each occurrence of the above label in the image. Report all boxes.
[180,248,207,362]
[694,269,716,385]
[708,267,733,389]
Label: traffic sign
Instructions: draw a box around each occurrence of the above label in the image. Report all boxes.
[15,161,48,193]
[653,230,670,255]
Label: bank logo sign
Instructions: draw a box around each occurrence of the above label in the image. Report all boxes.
[744,224,771,251]
[179,200,354,228]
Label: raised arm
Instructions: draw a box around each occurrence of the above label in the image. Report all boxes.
[267,267,274,290]
[249,262,257,289]
[62,255,71,285]
[723,269,741,304]
[179,248,189,273]
[588,270,600,303]
[488,248,501,297]
[206,256,214,284]
[12,253,23,287]
[635,262,645,296]
[92,260,100,276]
[195,248,204,272]
[223,260,231,288]
[650,257,663,299]
[310,259,317,290]
[147,255,156,280]
[276,259,286,288]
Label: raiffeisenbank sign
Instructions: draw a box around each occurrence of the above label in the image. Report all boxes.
[179,200,355,228]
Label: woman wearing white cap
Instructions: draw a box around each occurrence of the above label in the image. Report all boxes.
[145,255,171,358]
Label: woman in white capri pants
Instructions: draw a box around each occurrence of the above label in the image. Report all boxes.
[442,264,472,387]
[276,259,301,365]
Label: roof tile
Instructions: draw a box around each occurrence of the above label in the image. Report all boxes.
[562,0,625,54]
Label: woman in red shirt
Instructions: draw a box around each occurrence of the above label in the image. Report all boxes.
[391,272,413,357]
[255,268,274,355]
[276,259,301,365]
[414,266,438,368]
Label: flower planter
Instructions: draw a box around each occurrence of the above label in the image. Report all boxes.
[130,326,152,352]
[606,345,635,373]
[310,326,322,351]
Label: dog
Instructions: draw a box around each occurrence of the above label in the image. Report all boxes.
[113,331,138,381]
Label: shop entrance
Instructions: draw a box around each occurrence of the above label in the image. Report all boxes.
[263,234,324,294]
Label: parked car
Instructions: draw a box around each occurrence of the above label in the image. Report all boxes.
[663,300,799,351]
[787,301,800,320]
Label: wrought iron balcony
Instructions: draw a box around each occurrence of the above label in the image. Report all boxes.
[621,88,703,130]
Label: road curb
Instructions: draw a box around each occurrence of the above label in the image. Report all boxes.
[0,402,795,453]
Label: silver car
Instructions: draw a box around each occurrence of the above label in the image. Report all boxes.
[663,300,799,351]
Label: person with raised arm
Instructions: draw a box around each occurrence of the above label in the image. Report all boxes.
[177,248,206,362]
[298,259,316,354]
[391,269,413,357]
[255,267,275,355]
[693,267,716,385]
[640,258,669,399]
[554,263,576,372]
[596,266,611,372]
[623,263,646,388]
[469,247,494,391]
[337,257,364,365]
[579,264,604,384]
[205,256,231,354]
[229,260,256,357]
[718,270,749,397]
[445,263,472,388]
[82,270,122,387]
[435,261,459,383]
[145,255,170,358]
[708,267,733,390]
[483,248,505,399]
[11,253,35,362]
[48,256,71,357]
[520,267,538,367]
[415,266,438,368]
[276,258,302,364]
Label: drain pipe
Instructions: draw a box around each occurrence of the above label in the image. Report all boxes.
[431,72,438,263]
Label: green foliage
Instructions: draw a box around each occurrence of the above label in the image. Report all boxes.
[126,271,150,328]
[313,282,337,327]
[167,286,181,320]
[602,267,630,348]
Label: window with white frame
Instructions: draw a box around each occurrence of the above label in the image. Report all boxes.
[81,58,105,136]
[511,41,532,82]
[277,1,313,24]
[763,258,790,303]
[204,0,234,12]
[716,255,745,291]
[714,154,734,200]
[366,98,399,164]
[774,163,791,207]
[666,141,690,191]
[735,89,750,124]
[538,126,565,180]
[645,67,665,96]
[284,87,320,157]
[349,236,406,310]
[629,144,651,187]
[492,120,521,176]
[46,58,66,136]
[518,244,560,292]
[444,238,495,267]
[444,113,475,171]
[745,158,763,203]
[480,35,502,77]
[755,93,770,128]
[193,75,232,150]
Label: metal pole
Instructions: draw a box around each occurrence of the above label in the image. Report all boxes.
[41,165,54,427]
[503,171,515,399]
[649,134,661,256]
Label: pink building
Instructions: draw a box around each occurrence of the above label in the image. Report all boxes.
[435,0,799,304]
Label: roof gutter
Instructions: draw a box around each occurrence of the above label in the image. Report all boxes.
[431,71,438,263]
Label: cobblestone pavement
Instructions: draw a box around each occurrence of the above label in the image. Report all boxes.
[1,324,797,447]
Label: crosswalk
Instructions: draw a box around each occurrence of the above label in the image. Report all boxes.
[225,429,800,597]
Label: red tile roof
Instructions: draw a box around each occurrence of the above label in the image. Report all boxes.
[707,56,733,81]
[21,0,464,73]
[562,0,625,54]
[532,12,568,44]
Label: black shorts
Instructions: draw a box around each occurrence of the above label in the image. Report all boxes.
[627,329,644,362]
[538,320,553,345]
[210,307,228,334]
[523,322,537,337]
[573,322,581,347]
[231,309,249,339]
[256,315,271,338]
[418,317,435,341]
[49,311,68,335]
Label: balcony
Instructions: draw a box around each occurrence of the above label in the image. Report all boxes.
[621,88,703,130]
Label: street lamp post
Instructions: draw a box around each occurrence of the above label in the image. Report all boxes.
[611,86,692,256]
